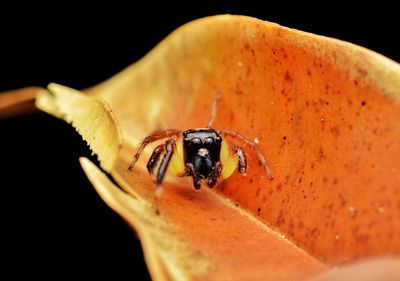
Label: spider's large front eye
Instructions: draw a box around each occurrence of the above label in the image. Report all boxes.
[191,137,201,146]
[204,137,214,145]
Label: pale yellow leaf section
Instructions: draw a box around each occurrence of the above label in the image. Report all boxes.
[311,258,400,281]
[36,83,121,171]
[80,157,210,281]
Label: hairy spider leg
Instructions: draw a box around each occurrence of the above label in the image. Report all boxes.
[153,139,177,214]
[207,90,221,128]
[155,139,176,187]
[146,144,164,175]
[219,130,273,179]
[128,129,181,171]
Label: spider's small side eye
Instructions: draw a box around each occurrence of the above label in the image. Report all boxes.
[216,136,222,143]
[204,137,214,145]
[184,137,190,144]
[191,137,202,145]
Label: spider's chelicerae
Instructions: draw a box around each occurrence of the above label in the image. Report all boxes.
[128,92,273,192]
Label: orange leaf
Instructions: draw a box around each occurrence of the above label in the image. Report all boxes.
[19,15,400,279]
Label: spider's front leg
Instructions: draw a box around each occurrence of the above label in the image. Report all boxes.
[146,144,164,175]
[145,139,176,214]
[128,129,181,171]
[155,139,176,187]
[219,130,273,179]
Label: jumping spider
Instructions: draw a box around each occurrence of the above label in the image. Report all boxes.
[128,92,273,192]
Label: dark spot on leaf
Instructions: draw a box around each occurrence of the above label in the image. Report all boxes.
[276,210,285,225]
[361,101,366,106]
[281,47,288,59]
[283,136,287,140]
[357,67,368,77]
[347,98,353,106]
[338,193,346,207]
[330,126,340,137]
[318,147,326,162]
[288,219,294,230]
[310,227,318,237]
[284,70,293,82]
[246,66,251,76]
[356,234,370,243]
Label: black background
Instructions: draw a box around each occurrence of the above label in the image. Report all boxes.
[1,2,398,280]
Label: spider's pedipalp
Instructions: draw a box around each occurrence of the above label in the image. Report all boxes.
[235,146,247,174]
[183,162,202,189]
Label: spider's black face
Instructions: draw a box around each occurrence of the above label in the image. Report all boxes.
[183,128,222,188]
